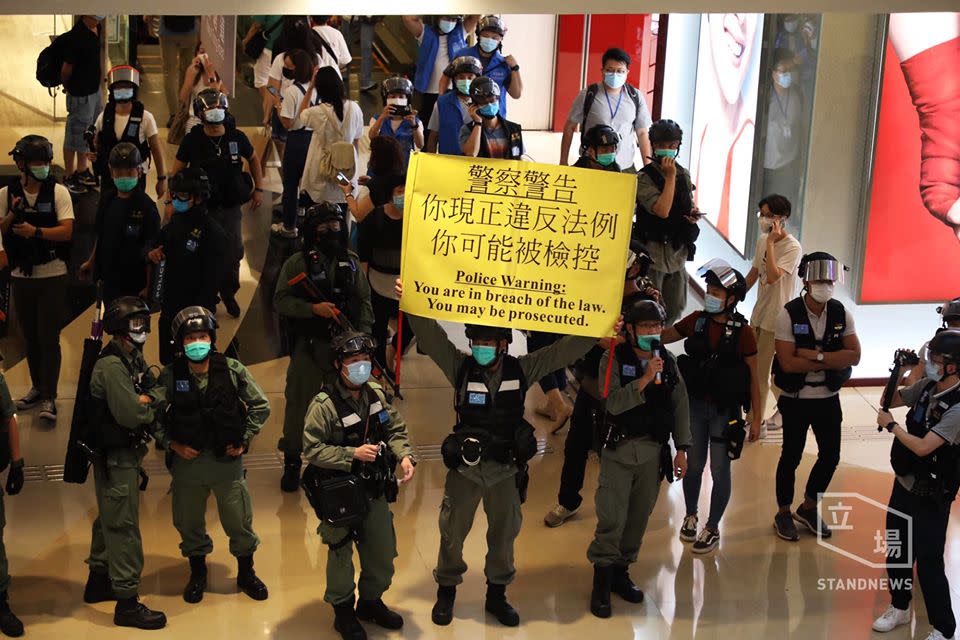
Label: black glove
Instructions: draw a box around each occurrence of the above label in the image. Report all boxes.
[6,459,24,495]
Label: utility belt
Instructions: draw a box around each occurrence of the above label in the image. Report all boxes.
[15,248,59,272]
[638,225,699,260]
[440,421,537,470]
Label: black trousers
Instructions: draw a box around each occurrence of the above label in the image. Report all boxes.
[557,387,602,511]
[210,205,244,301]
[12,275,67,400]
[416,91,438,128]
[370,288,413,367]
[775,394,842,507]
[886,480,956,637]
[525,331,566,392]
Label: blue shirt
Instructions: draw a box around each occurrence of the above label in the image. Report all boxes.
[453,45,512,116]
[380,117,421,169]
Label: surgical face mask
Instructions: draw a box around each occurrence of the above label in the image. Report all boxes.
[456,79,472,95]
[635,333,660,352]
[112,87,135,102]
[759,217,775,234]
[604,71,627,89]
[478,36,499,53]
[704,294,726,314]
[172,197,192,214]
[113,176,138,192]
[809,282,835,304]
[654,148,678,159]
[386,97,407,106]
[784,19,799,33]
[596,152,617,166]
[29,165,50,180]
[345,360,372,386]
[128,330,148,345]
[925,360,945,382]
[184,341,212,362]
[478,102,499,118]
[471,345,497,366]
[282,68,296,80]
[392,195,405,211]
[437,19,457,34]
[204,108,226,123]
[776,72,793,89]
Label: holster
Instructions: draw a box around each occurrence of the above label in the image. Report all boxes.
[516,463,530,504]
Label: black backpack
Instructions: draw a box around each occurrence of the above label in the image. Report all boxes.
[36,32,70,89]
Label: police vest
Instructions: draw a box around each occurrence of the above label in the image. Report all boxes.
[166,352,246,457]
[892,381,960,501]
[414,25,466,94]
[772,297,853,393]
[609,342,677,444]
[4,179,67,275]
[466,118,523,160]
[676,312,752,409]
[289,250,360,341]
[95,101,151,177]
[454,355,527,440]
[436,92,467,156]
[325,385,397,499]
[635,163,699,250]
[87,341,150,450]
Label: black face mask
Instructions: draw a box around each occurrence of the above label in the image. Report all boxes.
[316,232,342,255]
[282,68,296,80]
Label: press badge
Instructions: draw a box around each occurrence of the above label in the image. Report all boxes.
[622,365,637,377]
[512,146,520,156]
[176,380,190,392]
[185,238,198,252]
[793,324,810,335]
[37,202,52,213]
[229,141,239,156]
[468,392,486,405]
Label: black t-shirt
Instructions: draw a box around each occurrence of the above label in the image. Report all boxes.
[63,21,102,96]
[156,207,227,311]
[95,190,161,291]
[357,208,404,273]
[176,126,254,208]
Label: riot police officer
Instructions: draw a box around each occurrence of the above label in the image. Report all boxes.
[84,296,166,630]
[153,306,270,604]
[274,202,373,492]
[302,331,416,640]
[148,168,227,365]
[906,297,960,385]
[588,298,690,618]
[873,330,960,640]
[397,279,599,628]
[574,125,622,172]
[0,371,25,638]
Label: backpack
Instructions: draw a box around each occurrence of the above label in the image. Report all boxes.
[311,103,355,182]
[579,82,642,150]
[162,17,196,33]
[37,32,70,89]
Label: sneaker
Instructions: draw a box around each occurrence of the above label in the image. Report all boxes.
[923,631,954,640]
[37,400,57,422]
[222,295,241,318]
[691,528,720,554]
[679,514,698,542]
[64,175,88,194]
[774,511,800,542]
[794,505,832,539]
[872,605,911,632]
[544,504,578,528]
[76,168,98,187]
[763,411,783,431]
[14,389,40,411]
[270,222,298,238]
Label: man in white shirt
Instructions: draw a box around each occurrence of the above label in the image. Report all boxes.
[310,16,352,78]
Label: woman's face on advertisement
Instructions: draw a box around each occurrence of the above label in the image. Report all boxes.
[708,13,759,105]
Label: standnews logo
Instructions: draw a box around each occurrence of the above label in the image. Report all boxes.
[817,492,913,570]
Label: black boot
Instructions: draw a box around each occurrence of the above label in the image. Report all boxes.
[590,565,613,618]
[484,582,520,627]
[356,598,403,629]
[333,597,367,640]
[431,585,456,626]
[0,592,23,638]
[281,455,301,492]
[237,555,269,601]
[611,564,644,603]
[113,596,166,630]
[83,569,116,604]
[183,556,208,604]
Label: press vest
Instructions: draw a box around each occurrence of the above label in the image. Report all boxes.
[772,297,853,393]
[414,25,467,94]
[677,312,752,409]
[95,101,151,177]
[466,117,523,160]
[892,381,960,501]
[435,91,467,156]
[5,179,66,275]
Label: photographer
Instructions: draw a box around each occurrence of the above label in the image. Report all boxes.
[874,330,960,640]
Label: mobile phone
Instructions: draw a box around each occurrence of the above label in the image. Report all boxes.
[336,172,351,187]
[391,105,412,117]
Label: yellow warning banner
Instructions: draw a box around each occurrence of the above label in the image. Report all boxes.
[399,153,636,337]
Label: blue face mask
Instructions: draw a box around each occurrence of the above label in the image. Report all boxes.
[596,152,616,166]
[776,72,793,89]
[204,108,226,123]
[654,149,679,159]
[604,71,627,89]
[438,19,457,34]
[478,36,499,53]
[184,341,211,362]
[926,360,945,382]
[478,102,500,118]
[635,333,660,351]
[172,197,192,213]
[29,165,50,180]
[471,345,498,366]
[392,195,405,211]
[113,87,135,102]
[456,79,473,95]
[704,294,725,314]
[345,360,372,386]
[113,176,138,192]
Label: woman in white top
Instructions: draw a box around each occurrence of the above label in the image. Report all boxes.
[178,47,223,135]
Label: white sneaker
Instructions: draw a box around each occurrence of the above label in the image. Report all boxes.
[763,411,783,431]
[924,631,953,640]
[872,605,911,632]
[270,222,298,238]
[544,504,578,528]
[679,515,698,542]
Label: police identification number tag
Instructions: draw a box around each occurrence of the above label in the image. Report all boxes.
[793,324,810,335]
[622,365,637,377]
[185,238,198,253]
[468,392,486,405]
[176,380,190,392]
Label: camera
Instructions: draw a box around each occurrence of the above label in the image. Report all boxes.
[391,105,412,118]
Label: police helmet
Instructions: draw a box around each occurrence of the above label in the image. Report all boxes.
[623,298,666,325]
[9,135,54,165]
[928,329,960,365]
[465,324,512,344]
[103,296,151,336]
[380,75,414,101]
[938,298,960,324]
[302,200,344,236]
[108,142,142,170]
[798,251,847,284]
[193,88,229,118]
[447,55,483,78]
[107,65,141,89]
[476,15,505,37]
[168,168,212,201]
[697,258,747,304]
[626,236,653,279]
[469,76,501,101]
[582,124,620,150]
[171,305,218,345]
[648,119,683,144]
[331,331,376,361]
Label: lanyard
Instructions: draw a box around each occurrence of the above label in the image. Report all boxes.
[773,89,791,120]
[604,88,624,121]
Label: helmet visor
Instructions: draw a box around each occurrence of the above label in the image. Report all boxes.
[804,259,846,283]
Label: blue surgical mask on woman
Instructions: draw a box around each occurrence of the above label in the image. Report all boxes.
[776,72,793,89]
[478,36,499,53]
[654,149,678,159]
[437,19,457,34]
[113,87,135,102]
[604,71,627,89]
[204,108,226,123]
[456,79,472,95]
[704,294,725,314]
[471,345,497,366]
[478,102,499,118]
[172,197,192,213]
[184,341,212,362]
[392,195,405,211]
[113,176,138,193]
[925,360,945,382]
[636,333,660,351]
[596,152,616,166]
[346,360,372,386]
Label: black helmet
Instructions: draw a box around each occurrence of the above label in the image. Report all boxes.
[171,305,218,345]
[476,15,505,37]
[108,142,141,169]
[798,251,847,283]
[331,331,376,361]
[9,135,54,165]
[583,124,620,149]
[381,75,413,101]
[103,296,151,336]
[648,119,683,144]
[193,88,229,118]
[623,298,666,325]
[938,298,960,324]
[465,324,512,344]
[929,329,960,364]
[626,236,653,279]
[697,259,747,305]
[168,168,212,201]
[447,55,483,78]
[469,76,500,101]
[302,201,344,239]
